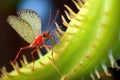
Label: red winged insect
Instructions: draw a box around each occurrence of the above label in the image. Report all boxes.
[7,9,59,69]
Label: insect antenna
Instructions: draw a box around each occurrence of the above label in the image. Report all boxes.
[45,10,61,75]
[46,9,52,30]
[47,10,60,31]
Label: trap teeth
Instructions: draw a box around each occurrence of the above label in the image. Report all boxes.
[108,52,120,70]
[55,22,65,35]
[90,73,95,80]
[10,61,22,74]
[61,15,69,27]
[0,66,9,78]
[102,63,111,76]
[108,50,115,68]
[77,0,85,7]
[61,74,70,80]
[72,0,81,10]
[64,10,72,20]
[54,30,62,39]
[20,59,26,67]
[94,68,100,79]
[61,15,78,30]
[22,55,28,65]
[37,50,43,58]
[64,4,76,16]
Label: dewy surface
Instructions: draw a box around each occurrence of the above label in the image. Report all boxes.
[1,0,120,80]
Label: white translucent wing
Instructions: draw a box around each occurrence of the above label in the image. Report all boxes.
[17,9,41,37]
[7,16,35,43]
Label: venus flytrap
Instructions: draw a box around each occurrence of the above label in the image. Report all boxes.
[1,0,120,80]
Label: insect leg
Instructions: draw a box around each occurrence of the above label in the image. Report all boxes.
[43,41,61,75]
[49,35,56,45]
[48,36,55,62]
[31,47,39,70]
[13,45,35,63]
[51,46,61,75]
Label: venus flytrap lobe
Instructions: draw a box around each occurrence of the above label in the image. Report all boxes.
[1,0,120,80]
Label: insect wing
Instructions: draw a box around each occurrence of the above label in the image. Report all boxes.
[17,9,41,37]
[7,16,35,43]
